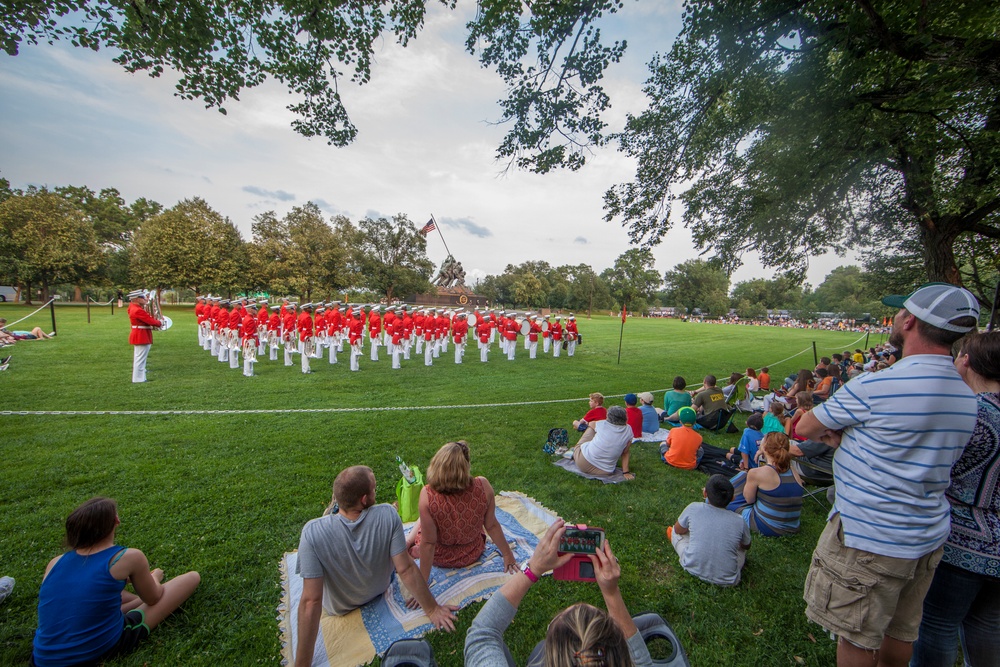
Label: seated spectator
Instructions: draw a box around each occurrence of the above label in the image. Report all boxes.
[572,392,607,432]
[573,406,635,480]
[0,318,53,343]
[667,475,751,586]
[728,412,764,470]
[745,368,760,393]
[912,331,1000,667]
[812,367,833,402]
[722,372,742,401]
[691,375,728,427]
[852,348,865,363]
[785,392,814,441]
[758,366,771,391]
[786,369,815,401]
[406,442,517,584]
[659,407,702,470]
[465,519,652,666]
[762,402,788,435]
[847,362,864,379]
[662,376,692,422]
[637,392,659,434]
[728,433,804,536]
[31,497,201,667]
[295,466,456,666]
[624,393,642,439]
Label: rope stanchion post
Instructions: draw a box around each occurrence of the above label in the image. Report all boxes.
[87,297,91,324]
[50,297,57,336]
[864,331,870,351]
[812,341,818,366]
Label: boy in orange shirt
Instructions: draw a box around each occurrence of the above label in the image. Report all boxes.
[660,407,703,470]
[758,367,771,391]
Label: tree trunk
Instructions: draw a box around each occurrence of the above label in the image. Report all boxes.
[918,214,962,285]
[74,285,83,302]
[23,281,32,305]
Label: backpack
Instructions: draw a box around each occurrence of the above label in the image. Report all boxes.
[543,427,569,454]
[381,638,437,667]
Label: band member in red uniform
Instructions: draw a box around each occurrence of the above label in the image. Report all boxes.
[368,305,382,362]
[529,316,542,359]
[326,303,341,364]
[228,301,243,370]
[423,308,436,366]
[565,314,579,357]
[477,316,491,363]
[401,307,414,360]
[216,300,232,364]
[313,305,327,359]
[298,303,314,374]
[390,309,404,369]
[267,305,282,361]
[504,314,518,361]
[282,303,297,367]
[414,308,426,354]
[348,305,364,372]
[550,316,563,358]
[541,314,552,353]
[241,304,259,377]
[127,289,161,383]
[195,295,206,348]
[452,312,468,364]
[256,299,269,356]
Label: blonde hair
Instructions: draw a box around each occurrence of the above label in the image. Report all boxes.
[589,392,605,406]
[543,603,633,667]
[794,391,814,411]
[425,441,472,494]
[761,432,792,473]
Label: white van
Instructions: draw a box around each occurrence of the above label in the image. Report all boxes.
[0,286,20,302]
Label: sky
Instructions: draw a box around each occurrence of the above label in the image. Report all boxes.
[0,2,855,292]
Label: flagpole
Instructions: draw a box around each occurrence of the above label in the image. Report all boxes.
[429,214,453,258]
[617,302,626,364]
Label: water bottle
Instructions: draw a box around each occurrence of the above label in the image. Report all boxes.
[396,456,416,484]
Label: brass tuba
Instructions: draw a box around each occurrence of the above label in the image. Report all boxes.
[144,290,172,331]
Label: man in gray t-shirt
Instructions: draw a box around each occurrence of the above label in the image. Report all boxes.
[669,475,751,586]
[294,466,456,667]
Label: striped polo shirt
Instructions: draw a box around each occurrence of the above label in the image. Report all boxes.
[815,354,977,558]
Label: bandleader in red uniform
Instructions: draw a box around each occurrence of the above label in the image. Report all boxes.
[128,289,161,383]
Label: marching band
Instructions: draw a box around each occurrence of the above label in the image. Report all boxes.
[191,295,581,376]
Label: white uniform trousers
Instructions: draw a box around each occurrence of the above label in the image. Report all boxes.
[132,344,151,383]
[524,336,530,350]
[432,339,440,358]
[529,341,538,359]
[425,343,434,366]
[480,343,489,362]
[553,340,561,357]
[370,338,379,361]
[350,345,361,371]
[270,341,279,361]
[403,340,411,360]
[219,345,229,362]
[284,344,294,366]
[329,343,338,364]
[455,342,463,364]
[568,339,576,356]
[392,347,401,369]
[543,337,550,353]
[243,355,254,377]
[301,346,311,374]
[230,348,240,369]
[507,340,515,360]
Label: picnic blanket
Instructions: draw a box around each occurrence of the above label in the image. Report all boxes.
[278,492,558,667]
[635,428,670,442]
[554,457,629,484]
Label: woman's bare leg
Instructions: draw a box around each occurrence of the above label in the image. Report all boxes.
[139,570,201,630]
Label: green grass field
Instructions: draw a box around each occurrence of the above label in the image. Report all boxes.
[0,304,881,666]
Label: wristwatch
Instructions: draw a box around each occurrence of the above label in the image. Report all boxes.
[521,563,539,583]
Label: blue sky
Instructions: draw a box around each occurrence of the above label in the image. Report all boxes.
[0,1,850,290]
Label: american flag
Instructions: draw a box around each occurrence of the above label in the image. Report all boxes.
[420,219,436,235]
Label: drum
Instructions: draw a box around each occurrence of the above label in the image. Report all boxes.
[467,312,478,327]
[540,321,550,332]
[159,316,173,331]
[519,319,531,335]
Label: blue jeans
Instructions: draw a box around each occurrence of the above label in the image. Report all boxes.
[911,561,1000,667]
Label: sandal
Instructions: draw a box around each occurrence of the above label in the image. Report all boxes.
[623,471,636,481]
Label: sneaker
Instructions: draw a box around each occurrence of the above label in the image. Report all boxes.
[0,576,14,602]
[1,356,10,365]
[553,446,568,456]
[48,332,56,337]
[562,448,575,460]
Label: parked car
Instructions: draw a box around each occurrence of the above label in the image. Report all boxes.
[0,286,19,302]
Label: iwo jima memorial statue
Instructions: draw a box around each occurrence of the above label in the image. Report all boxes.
[406,216,488,308]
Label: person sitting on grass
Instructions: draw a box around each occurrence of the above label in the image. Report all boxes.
[572,392,607,433]
[691,375,729,428]
[0,318,53,344]
[745,368,760,393]
[405,441,518,586]
[31,497,201,667]
[785,391,813,441]
[812,367,833,402]
[659,407,703,470]
[623,393,643,439]
[637,392,660,434]
[464,519,653,666]
[572,406,636,481]
[728,433,804,536]
[662,376,692,422]
[728,412,764,470]
[722,372,742,401]
[758,366,771,391]
[667,475,752,587]
[761,402,789,435]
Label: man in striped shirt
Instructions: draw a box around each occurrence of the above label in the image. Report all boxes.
[797,283,980,667]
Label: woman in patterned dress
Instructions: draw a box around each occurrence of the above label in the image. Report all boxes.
[912,332,1000,666]
[406,441,518,583]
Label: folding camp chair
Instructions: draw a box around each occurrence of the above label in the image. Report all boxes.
[527,612,691,666]
[794,457,835,509]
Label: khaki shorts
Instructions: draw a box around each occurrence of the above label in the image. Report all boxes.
[803,514,943,649]
[573,446,606,476]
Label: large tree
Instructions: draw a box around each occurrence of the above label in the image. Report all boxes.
[605,248,661,313]
[354,214,432,302]
[0,188,101,302]
[662,258,729,316]
[604,0,1000,286]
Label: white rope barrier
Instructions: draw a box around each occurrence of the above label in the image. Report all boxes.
[4,298,55,328]
[88,296,116,306]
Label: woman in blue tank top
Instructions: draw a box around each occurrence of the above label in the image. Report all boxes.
[31,497,201,667]
[728,432,804,536]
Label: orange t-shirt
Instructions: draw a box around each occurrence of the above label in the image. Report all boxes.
[664,425,703,470]
[758,372,770,390]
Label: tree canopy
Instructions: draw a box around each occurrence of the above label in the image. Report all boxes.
[604,0,1000,287]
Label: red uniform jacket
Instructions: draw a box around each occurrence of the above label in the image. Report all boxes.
[128,303,160,345]
[298,312,314,341]
[551,321,563,341]
[267,313,280,332]
[349,316,364,345]
[529,321,541,342]
[368,310,382,338]
[566,321,578,340]
[452,319,468,344]
[477,321,491,344]
[282,312,297,340]
[242,314,258,342]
